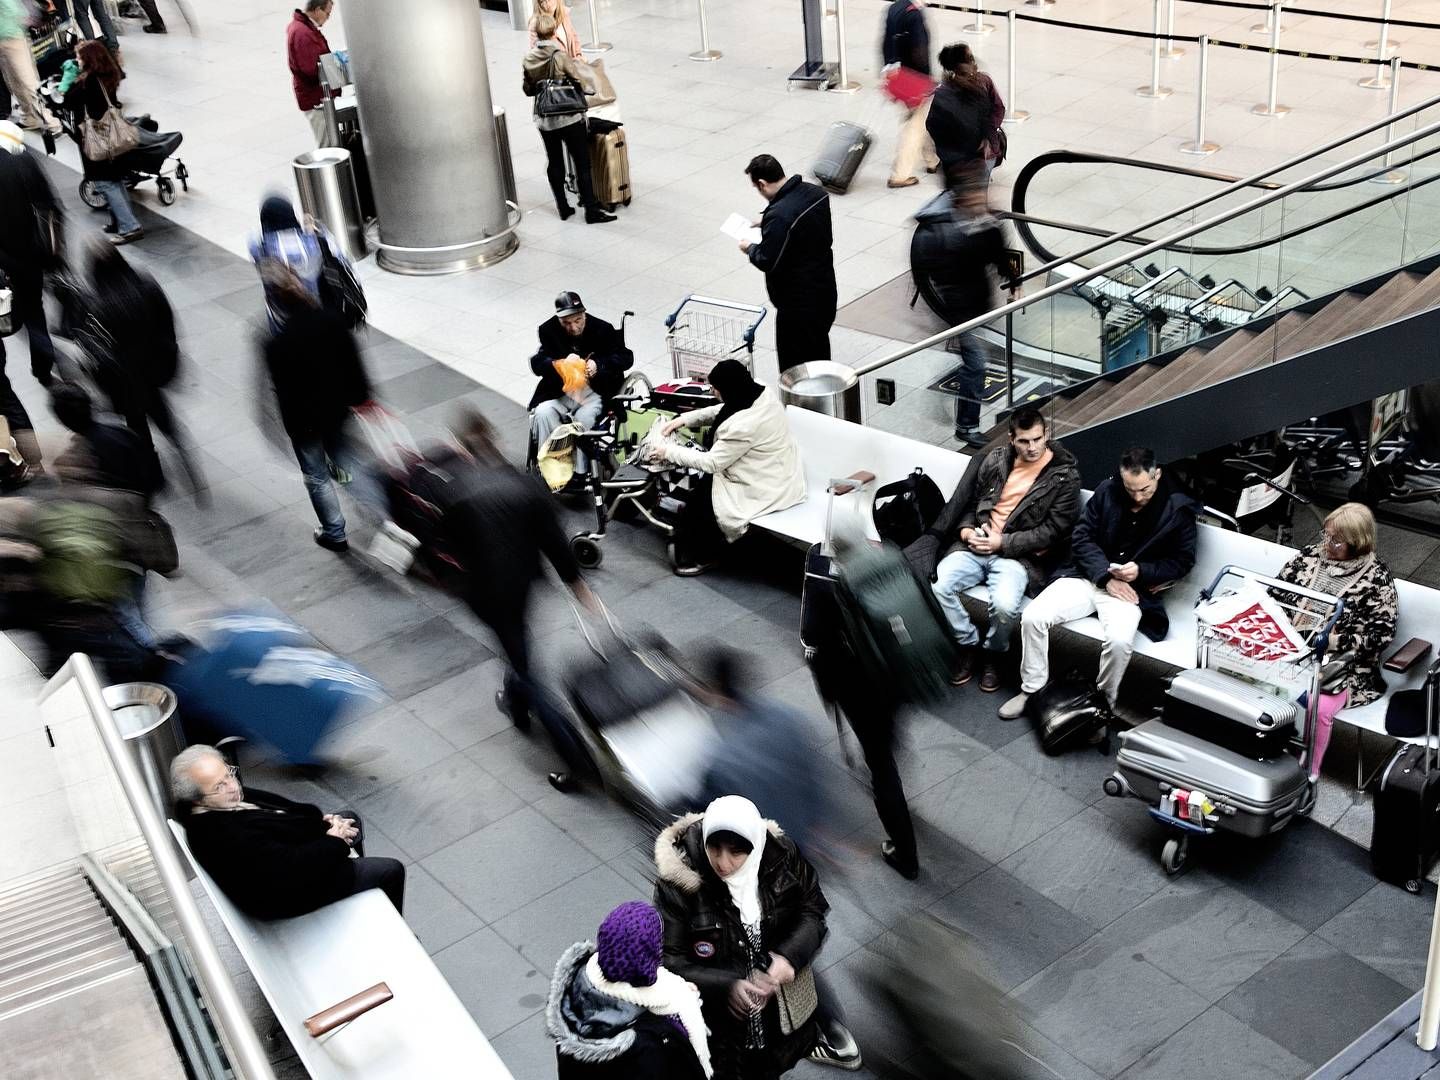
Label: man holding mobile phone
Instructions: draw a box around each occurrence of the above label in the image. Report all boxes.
[999,446,1200,721]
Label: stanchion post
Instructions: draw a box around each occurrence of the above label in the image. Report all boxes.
[962,2,995,36]
[1360,0,1396,87]
[832,0,861,92]
[1251,3,1281,35]
[1180,35,1220,155]
[1137,0,1173,98]
[1420,851,1440,1051]
[1373,56,1407,183]
[1365,0,1400,57]
[1003,11,1030,123]
[689,0,722,61]
[1025,0,1054,10]
[581,0,612,55]
[1252,2,1289,116]
[1162,0,1184,59]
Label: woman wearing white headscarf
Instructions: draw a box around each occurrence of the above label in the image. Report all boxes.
[653,795,832,1080]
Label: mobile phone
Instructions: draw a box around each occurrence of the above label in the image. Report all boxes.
[1107,562,1123,572]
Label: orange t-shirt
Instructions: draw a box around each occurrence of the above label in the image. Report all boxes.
[988,448,1052,535]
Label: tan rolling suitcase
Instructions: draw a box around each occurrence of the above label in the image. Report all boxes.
[589,121,631,210]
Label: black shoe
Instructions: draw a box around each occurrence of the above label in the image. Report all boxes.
[979,657,1002,693]
[548,771,578,793]
[312,528,349,553]
[142,22,167,32]
[496,689,531,732]
[881,841,919,881]
[673,561,719,577]
[558,203,575,220]
[954,426,988,449]
[102,223,118,234]
[585,207,617,224]
[949,647,975,686]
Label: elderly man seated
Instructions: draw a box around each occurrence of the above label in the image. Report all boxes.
[528,290,633,481]
[171,745,405,918]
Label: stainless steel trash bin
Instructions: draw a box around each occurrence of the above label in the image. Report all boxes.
[103,682,182,821]
[780,361,862,422]
[293,147,368,262]
[508,0,533,32]
[494,107,518,208]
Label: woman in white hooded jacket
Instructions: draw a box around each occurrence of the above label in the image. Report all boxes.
[647,360,805,575]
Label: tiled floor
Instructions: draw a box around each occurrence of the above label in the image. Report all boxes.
[2,152,1433,1078]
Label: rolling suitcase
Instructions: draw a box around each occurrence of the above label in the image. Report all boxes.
[813,120,872,194]
[588,119,631,210]
[1162,668,1300,759]
[1370,659,1440,892]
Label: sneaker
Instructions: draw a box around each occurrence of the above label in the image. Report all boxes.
[108,228,144,246]
[978,658,1002,693]
[673,561,719,577]
[584,207,617,224]
[887,176,918,189]
[998,691,1029,721]
[312,528,349,553]
[810,1023,863,1070]
[881,840,919,881]
[949,648,976,686]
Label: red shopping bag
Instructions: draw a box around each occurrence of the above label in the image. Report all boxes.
[882,66,935,109]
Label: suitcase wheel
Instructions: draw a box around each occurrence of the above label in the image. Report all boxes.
[1407,878,1423,895]
[570,533,603,569]
[1161,837,1188,876]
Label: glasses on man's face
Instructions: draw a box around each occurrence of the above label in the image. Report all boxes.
[206,766,239,798]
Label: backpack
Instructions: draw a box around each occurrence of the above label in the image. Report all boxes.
[872,468,944,549]
[33,500,131,605]
[385,455,469,592]
[835,544,957,706]
[316,232,367,330]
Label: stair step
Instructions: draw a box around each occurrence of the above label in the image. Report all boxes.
[0,897,108,951]
[1070,362,1169,427]
[1087,356,1199,426]
[0,955,136,1021]
[0,874,93,920]
[0,941,133,1000]
[1167,310,1314,397]
[0,865,86,909]
[0,934,133,987]
[0,917,117,969]
[1371,265,1440,324]
[1280,286,1395,357]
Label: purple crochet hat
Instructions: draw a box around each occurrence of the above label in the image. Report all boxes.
[596,901,663,988]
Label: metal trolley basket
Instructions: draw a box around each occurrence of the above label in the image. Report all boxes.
[664,295,766,381]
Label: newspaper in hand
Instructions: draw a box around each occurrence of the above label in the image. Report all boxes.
[721,213,762,247]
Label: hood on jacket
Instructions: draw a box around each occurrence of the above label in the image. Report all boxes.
[654,812,786,895]
[546,942,642,1064]
[523,40,567,82]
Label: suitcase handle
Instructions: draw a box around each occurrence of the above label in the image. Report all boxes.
[1424,657,1440,775]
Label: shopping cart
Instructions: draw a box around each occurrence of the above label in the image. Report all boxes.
[663,295,766,381]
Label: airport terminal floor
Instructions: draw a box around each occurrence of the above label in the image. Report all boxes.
[5,0,1440,1078]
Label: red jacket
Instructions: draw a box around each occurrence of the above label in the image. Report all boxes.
[286,9,329,111]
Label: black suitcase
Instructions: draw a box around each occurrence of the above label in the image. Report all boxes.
[1371,661,1440,892]
[1029,676,1110,755]
[1162,668,1300,759]
[813,121,872,194]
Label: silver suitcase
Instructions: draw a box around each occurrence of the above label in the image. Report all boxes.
[1163,668,1301,758]
[1111,718,1310,839]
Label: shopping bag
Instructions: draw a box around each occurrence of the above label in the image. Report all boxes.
[881,65,935,110]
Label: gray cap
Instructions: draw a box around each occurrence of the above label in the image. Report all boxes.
[555,291,585,317]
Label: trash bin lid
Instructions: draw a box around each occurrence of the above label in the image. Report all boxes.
[102,682,177,740]
[780,361,858,398]
[294,147,353,169]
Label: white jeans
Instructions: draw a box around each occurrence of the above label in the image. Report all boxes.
[1019,577,1143,706]
[306,106,330,146]
[892,97,939,182]
[0,38,60,133]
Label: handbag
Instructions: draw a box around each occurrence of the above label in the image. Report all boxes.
[571,56,617,108]
[776,965,818,1035]
[81,84,140,162]
[316,232,367,329]
[536,77,587,118]
[881,65,934,110]
[989,126,1008,168]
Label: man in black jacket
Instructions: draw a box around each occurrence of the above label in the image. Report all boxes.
[173,744,405,918]
[528,291,633,475]
[905,407,1081,692]
[740,155,836,374]
[881,0,938,187]
[1000,446,1199,719]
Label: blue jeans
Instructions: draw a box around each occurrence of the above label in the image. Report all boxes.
[932,549,1029,652]
[60,0,118,51]
[92,179,141,235]
[949,331,986,431]
[292,429,375,543]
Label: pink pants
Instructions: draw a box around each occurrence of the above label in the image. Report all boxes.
[1309,689,1349,781]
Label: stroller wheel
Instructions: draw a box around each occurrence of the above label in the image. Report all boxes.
[79,179,107,210]
[156,177,176,206]
[570,534,603,569]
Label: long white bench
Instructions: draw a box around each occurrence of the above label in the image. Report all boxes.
[758,408,1440,767]
[169,821,513,1080]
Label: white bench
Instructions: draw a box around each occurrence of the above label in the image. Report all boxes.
[169,821,513,1080]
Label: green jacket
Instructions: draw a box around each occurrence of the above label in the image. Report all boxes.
[0,0,26,43]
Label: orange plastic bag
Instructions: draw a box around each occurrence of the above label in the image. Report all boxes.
[554,357,589,397]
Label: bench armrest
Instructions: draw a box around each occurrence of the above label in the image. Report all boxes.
[304,981,394,1037]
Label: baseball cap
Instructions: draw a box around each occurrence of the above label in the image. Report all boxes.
[555,291,585,317]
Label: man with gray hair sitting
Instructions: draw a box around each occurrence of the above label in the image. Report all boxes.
[171,745,405,918]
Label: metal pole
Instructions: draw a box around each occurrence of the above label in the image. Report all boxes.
[1251,4,1280,35]
[832,0,861,91]
[1180,35,1219,154]
[1422,887,1440,1050]
[1360,0,1395,87]
[1136,0,1173,98]
[1003,10,1030,123]
[1364,0,1400,58]
[581,0,611,54]
[1005,311,1016,408]
[1252,2,1289,116]
[962,2,995,36]
[1162,0,1184,59]
[1025,0,1054,9]
[1373,55,1407,183]
[689,0,721,61]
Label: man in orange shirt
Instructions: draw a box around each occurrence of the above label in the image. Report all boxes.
[904,407,1081,692]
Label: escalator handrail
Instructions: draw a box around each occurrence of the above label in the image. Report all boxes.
[854,115,1440,377]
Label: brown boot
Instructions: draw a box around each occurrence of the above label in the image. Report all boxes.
[949,647,976,686]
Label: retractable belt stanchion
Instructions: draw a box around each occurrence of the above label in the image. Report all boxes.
[1252,2,1289,116]
[1360,0,1396,88]
[1137,0,1173,98]
[1162,0,1184,60]
[832,0,860,92]
[1251,3,1282,36]
[581,0,611,55]
[1364,0,1400,59]
[1003,10,1029,123]
[1180,35,1220,155]
[1373,56,1407,184]
[963,2,995,36]
[689,0,721,61]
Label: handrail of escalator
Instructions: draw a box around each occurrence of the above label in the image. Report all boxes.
[854,115,1440,378]
[1010,145,1440,267]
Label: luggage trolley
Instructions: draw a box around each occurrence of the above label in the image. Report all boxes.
[1104,565,1343,875]
[663,295,766,381]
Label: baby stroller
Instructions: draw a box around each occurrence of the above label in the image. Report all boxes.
[39,74,189,207]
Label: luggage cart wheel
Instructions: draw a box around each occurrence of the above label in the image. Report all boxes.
[570,534,603,569]
[1102,776,1123,798]
[1161,837,1188,876]
[156,177,175,206]
[1406,878,1423,895]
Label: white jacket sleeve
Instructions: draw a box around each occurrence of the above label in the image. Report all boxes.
[677,404,721,429]
[660,424,753,475]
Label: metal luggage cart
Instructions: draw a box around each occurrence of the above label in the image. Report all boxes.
[663,295,766,381]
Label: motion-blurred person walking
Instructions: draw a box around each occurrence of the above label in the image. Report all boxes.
[250,194,354,331]
[928,42,1005,191]
[62,41,144,244]
[0,119,61,479]
[880,0,937,188]
[0,0,62,135]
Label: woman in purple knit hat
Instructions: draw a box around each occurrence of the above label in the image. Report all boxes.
[547,900,712,1078]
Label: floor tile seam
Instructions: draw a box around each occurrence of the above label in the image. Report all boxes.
[412,865,493,937]
[527,798,642,865]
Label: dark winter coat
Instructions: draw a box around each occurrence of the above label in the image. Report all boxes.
[654,813,827,1080]
[905,442,1082,596]
[528,314,634,408]
[1062,475,1200,641]
[546,942,708,1080]
[911,204,1009,325]
[263,306,370,440]
[0,145,61,275]
[748,176,836,316]
[926,79,989,173]
[63,77,128,182]
[180,788,356,920]
[55,420,164,500]
[882,0,931,75]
